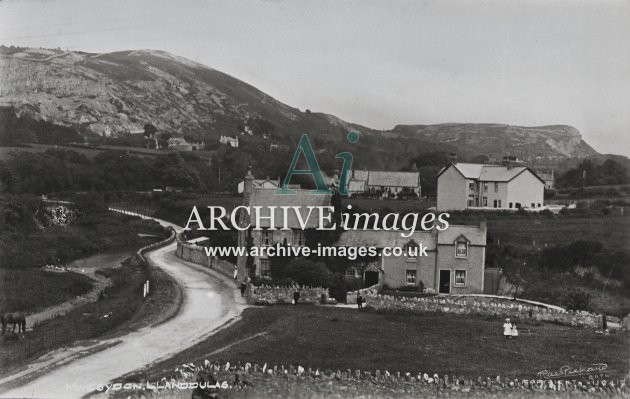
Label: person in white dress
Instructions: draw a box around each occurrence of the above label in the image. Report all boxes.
[511,324,519,338]
[503,318,512,339]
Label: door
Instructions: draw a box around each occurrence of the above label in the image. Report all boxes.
[439,270,451,294]
[364,271,379,287]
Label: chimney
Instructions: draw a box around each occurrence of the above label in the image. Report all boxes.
[479,218,487,233]
[243,164,254,205]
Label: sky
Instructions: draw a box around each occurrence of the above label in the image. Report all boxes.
[1,0,629,155]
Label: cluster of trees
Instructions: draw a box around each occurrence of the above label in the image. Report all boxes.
[404,152,452,197]
[0,192,166,270]
[496,240,630,311]
[0,149,210,194]
[557,159,629,188]
[0,106,83,146]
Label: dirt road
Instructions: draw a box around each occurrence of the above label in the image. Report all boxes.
[0,217,246,399]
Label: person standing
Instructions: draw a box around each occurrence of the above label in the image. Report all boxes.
[233,265,238,281]
[293,288,300,305]
[357,293,363,309]
[511,323,519,339]
[503,318,512,339]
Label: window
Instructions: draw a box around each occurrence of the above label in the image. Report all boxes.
[468,195,474,207]
[493,199,498,208]
[346,267,357,278]
[483,183,488,192]
[293,230,306,246]
[454,270,466,287]
[468,180,475,190]
[531,203,535,208]
[509,202,513,208]
[483,197,488,207]
[498,200,502,208]
[261,229,272,246]
[260,260,271,277]
[494,182,499,193]
[456,241,468,258]
[538,203,541,208]
[406,270,417,285]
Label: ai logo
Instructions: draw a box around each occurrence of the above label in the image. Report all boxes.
[276,131,359,196]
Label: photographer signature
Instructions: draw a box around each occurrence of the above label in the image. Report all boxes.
[537,363,609,379]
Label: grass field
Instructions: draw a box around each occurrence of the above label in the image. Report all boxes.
[0,269,93,313]
[0,257,180,379]
[122,306,629,383]
[447,213,630,250]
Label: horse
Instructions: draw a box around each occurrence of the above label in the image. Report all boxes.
[1,312,26,335]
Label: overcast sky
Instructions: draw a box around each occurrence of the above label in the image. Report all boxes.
[1,0,629,155]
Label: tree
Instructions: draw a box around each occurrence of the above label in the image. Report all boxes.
[143,123,157,138]
[499,245,534,299]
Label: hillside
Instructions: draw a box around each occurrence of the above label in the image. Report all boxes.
[0,46,598,169]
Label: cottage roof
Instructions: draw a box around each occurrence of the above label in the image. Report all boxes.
[336,229,437,249]
[248,188,332,229]
[367,171,420,188]
[348,180,366,192]
[479,165,527,182]
[450,163,484,179]
[168,137,189,145]
[436,224,487,246]
[442,163,544,184]
[352,170,369,181]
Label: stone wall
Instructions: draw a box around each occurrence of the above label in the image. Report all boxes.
[137,227,177,265]
[159,360,628,396]
[250,285,329,306]
[176,239,235,279]
[365,294,609,328]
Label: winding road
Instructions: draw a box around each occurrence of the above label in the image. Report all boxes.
[0,215,246,399]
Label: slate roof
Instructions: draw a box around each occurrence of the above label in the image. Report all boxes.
[352,170,369,181]
[367,171,420,188]
[336,229,437,249]
[335,224,486,248]
[436,224,487,246]
[441,163,544,183]
[248,188,332,229]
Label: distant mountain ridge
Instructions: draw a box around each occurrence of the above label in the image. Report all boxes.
[0,46,599,167]
[391,123,597,161]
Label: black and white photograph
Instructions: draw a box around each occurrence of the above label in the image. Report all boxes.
[0,1,628,398]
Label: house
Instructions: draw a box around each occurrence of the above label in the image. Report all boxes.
[335,221,487,294]
[348,170,421,198]
[236,168,332,279]
[437,162,545,211]
[219,135,239,148]
[535,169,555,190]
[237,177,280,194]
[167,136,205,151]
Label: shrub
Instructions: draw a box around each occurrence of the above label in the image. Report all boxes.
[280,258,332,288]
[562,288,591,311]
[328,273,347,303]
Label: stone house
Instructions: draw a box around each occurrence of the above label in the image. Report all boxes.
[237,177,279,194]
[437,163,545,211]
[167,136,204,151]
[335,221,487,294]
[219,135,239,148]
[236,169,332,280]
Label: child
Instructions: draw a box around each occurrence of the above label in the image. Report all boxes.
[503,318,512,339]
[511,323,519,339]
